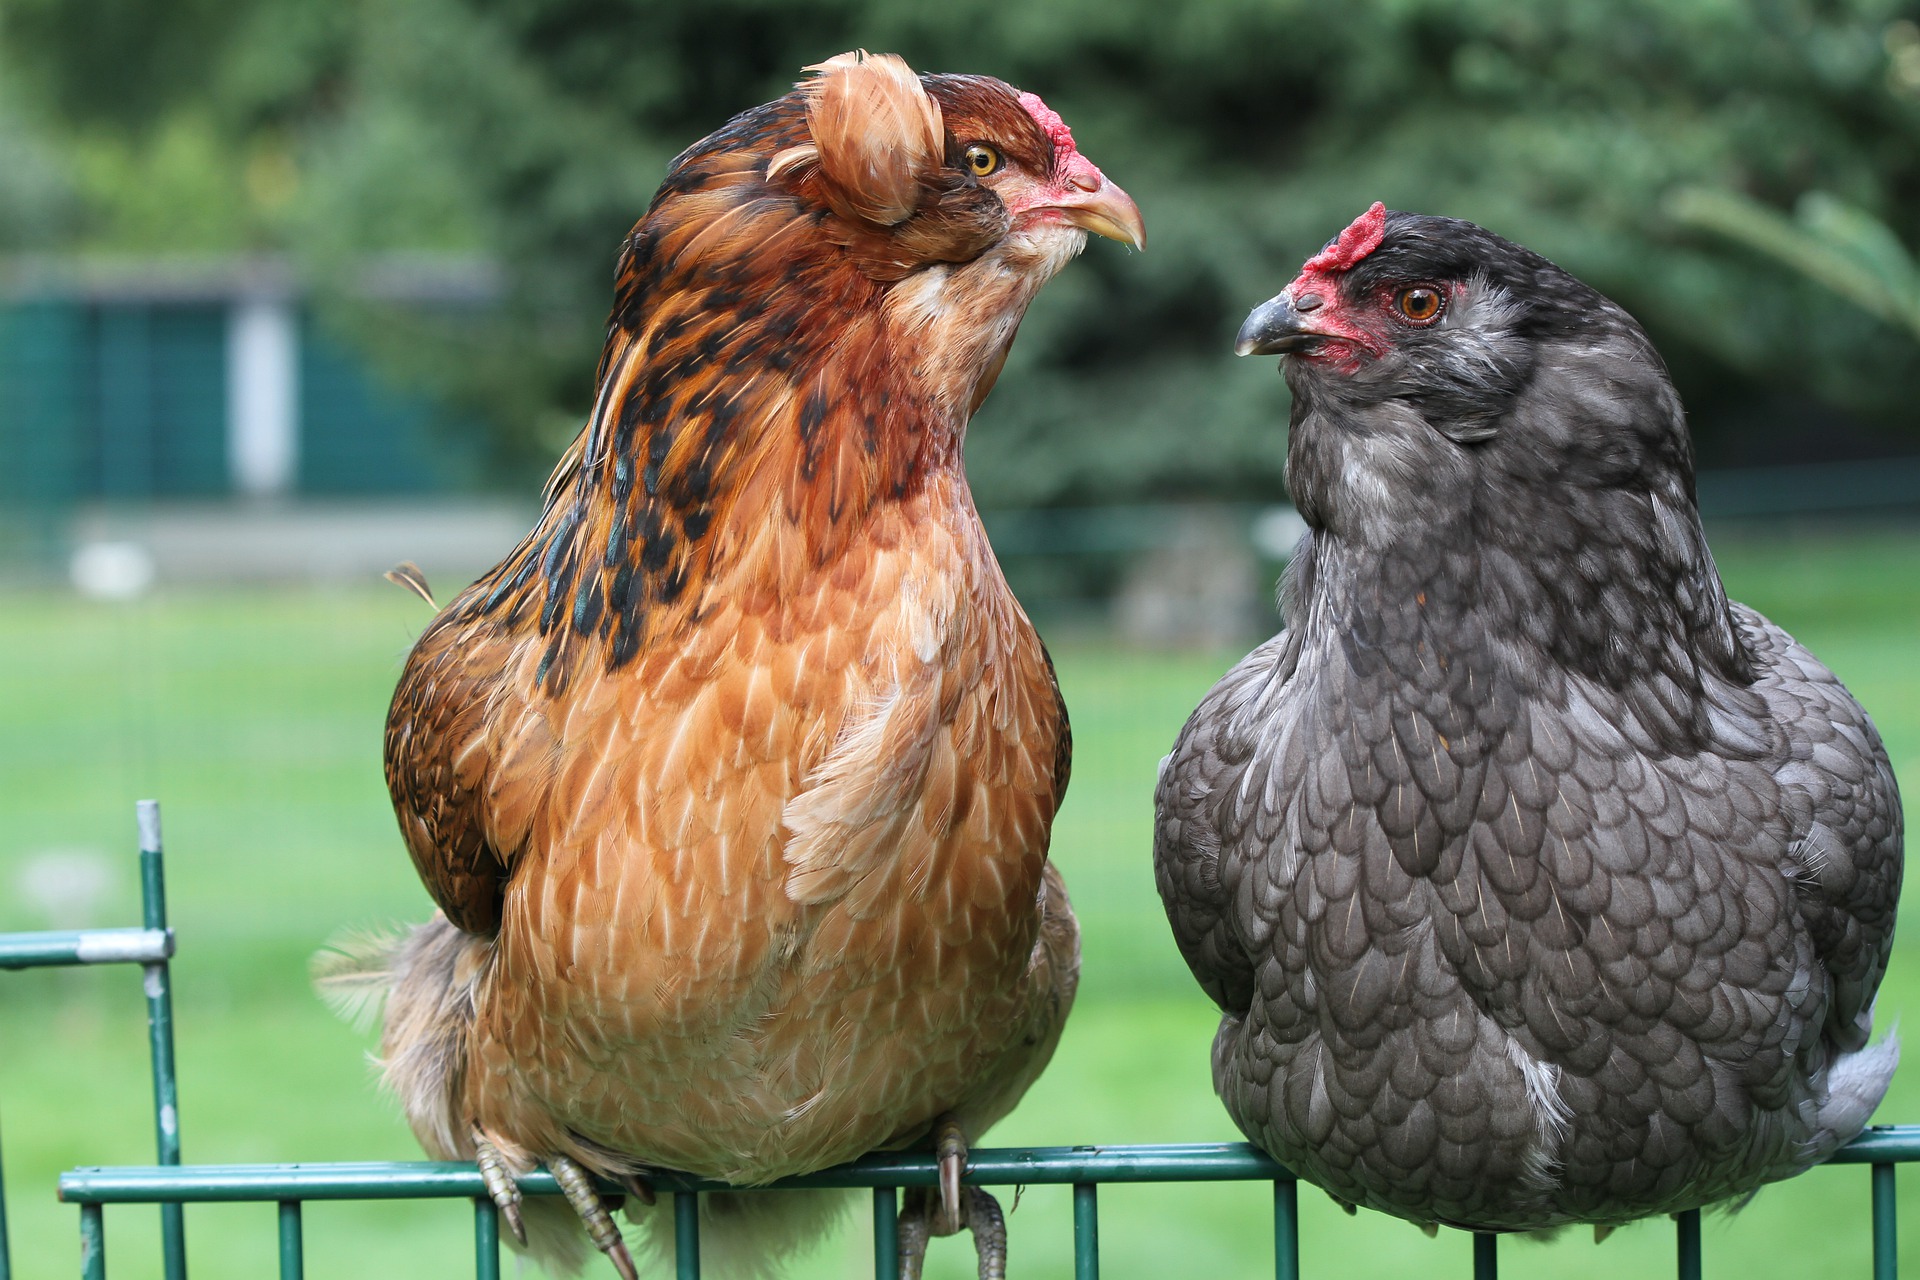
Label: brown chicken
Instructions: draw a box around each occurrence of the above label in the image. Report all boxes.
[321,51,1142,1280]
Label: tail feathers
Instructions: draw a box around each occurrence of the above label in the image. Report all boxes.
[314,922,850,1277]
[312,913,488,1163]
[311,925,412,1033]
[1809,1031,1900,1160]
[629,1189,852,1280]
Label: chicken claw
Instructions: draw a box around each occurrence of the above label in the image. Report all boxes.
[472,1131,526,1246]
[550,1155,638,1280]
[934,1116,969,1234]
[897,1184,1007,1280]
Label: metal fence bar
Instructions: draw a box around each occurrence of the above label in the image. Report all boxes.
[1,802,186,1280]
[675,1191,700,1280]
[136,801,188,1280]
[61,1131,1920,1202]
[1472,1232,1496,1280]
[1874,1163,1898,1280]
[871,1188,898,1280]
[1830,1128,1920,1162]
[1273,1178,1298,1280]
[1675,1208,1701,1280]
[58,1147,1299,1203]
[474,1198,499,1280]
[49,1137,1920,1279]
[1073,1182,1099,1280]
[79,1204,104,1280]
[0,930,172,969]
[276,1202,302,1280]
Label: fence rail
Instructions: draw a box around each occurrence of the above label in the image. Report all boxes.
[51,1128,1920,1280]
[6,803,1916,1280]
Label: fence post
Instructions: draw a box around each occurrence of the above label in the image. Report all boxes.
[1873,1163,1898,1280]
[1675,1208,1701,1280]
[1073,1182,1099,1280]
[1272,1179,1298,1280]
[872,1188,898,1280]
[136,801,187,1280]
[0,1108,10,1280]
[276,1202,302,1280]
[675,1192,700,1280]
[1472,1232,1497,1280]
[79,1205,104,1280]
[474,1197,500,1280]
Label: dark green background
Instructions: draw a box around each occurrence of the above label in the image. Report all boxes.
[4,0,1918,503]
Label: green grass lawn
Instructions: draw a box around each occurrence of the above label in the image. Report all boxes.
[1,526,1916,1279]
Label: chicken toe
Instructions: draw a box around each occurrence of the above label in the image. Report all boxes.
[898,1191,934,1280]
[550,1155,637,1280]
[961,1187,1007,1280]
[897,1183,1007,1280]
[472,1131,526,1246]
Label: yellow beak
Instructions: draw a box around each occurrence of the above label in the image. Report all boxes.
[1049,176,1147,251]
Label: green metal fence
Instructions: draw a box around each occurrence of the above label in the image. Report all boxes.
[0,800,185,1280]
[6,804,1916,1280]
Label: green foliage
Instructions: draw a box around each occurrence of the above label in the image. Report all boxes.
[1670,185,1920,342]
[0,64,76,247]
[5,0,1920,498]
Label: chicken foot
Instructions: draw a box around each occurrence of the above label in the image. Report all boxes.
[471,1132,639,1279]
[550,1155,640,1280]
[899,1117,1007,1280]
[899,1186,1006,1280]
[472,1130,527,1246]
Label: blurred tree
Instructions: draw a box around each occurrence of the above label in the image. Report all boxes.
[1669,186,1920,344]
[4,0,1919,498]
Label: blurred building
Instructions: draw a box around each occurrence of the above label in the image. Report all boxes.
[0,255,537,589]
[0,255,496,505]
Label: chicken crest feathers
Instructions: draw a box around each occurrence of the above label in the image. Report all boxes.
[803,50,944,227]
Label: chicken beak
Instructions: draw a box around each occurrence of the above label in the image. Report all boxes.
[1235,293,1322,357]
[1048,175,1147,251]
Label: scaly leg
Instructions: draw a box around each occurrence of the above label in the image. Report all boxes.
[472,1130,526,1246]
[551,1155,638,1280]
[898,1188,935,1280]
[961,1187,1007,1280]
[897,1177,1009,1280]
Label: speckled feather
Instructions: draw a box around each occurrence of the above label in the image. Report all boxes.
[1155,210,1902,1230]
[377,54,1096,1265]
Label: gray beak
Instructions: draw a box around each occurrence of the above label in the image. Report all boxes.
[1234,294,1323,357]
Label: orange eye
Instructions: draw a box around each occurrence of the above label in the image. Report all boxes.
[1396,286,1444,323]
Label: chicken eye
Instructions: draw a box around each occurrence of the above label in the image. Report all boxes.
[963,144,1003,177]
[1395,286,1444,324]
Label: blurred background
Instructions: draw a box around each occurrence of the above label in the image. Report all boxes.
[1,1,1917,1277]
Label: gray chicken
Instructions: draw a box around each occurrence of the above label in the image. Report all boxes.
[1153,204,1903,1231]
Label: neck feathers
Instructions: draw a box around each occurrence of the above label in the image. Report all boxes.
[466,120,969,687]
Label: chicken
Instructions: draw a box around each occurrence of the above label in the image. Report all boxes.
[1153,204,1901,1233]
[323,51,1142,1279]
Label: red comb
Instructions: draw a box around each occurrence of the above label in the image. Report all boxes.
[1302,202,1387,273]
[1017,91,1077,155]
